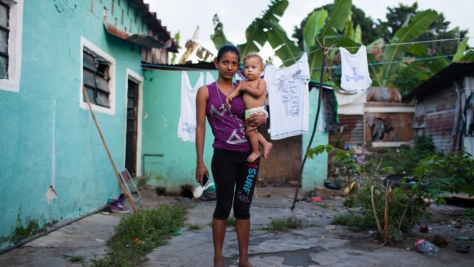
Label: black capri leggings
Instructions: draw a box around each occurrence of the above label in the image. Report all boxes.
[211,148,260,220]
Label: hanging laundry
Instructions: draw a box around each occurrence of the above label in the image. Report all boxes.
[206,72,215,84]
[178,72,204,142]
[339,45,372,92]
[264,53,310,140]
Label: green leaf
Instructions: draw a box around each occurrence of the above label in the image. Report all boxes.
[344,20,355,40]
[210,20,232,50]
[261,0,289,23]
[319,0,353,37]
[381,10,438,85]
[407,44,449,74]
[304,10,328,51]
[459,49,474,62]
[354,24,362,44]
[265,20,303,66]
[367,38,385,52]
[453,39,468,62]
[367,54,382,86]
[237,18,266,57]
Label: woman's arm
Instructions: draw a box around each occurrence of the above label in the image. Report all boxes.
[195,85,209,186]
[246,111,267,131]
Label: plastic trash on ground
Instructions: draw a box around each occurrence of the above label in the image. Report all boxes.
[415,238,439,257]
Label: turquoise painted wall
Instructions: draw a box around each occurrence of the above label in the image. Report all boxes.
[0,0,146,249]
[302,89,329,191]
[141,70,217,192]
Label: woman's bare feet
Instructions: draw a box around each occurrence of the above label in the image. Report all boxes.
[263,142,273,159]
[214,255,224,267]
[238,260,254,267]
[247,151,261,163]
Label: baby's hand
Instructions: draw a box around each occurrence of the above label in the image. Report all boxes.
[225,96,232,109]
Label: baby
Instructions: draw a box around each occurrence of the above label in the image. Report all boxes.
[226,52,272,162]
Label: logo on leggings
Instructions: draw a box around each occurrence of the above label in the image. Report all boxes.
[242,161,258,195]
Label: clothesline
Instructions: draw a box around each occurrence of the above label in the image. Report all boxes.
[281,37,471,63]
[309,51,474,70]
[104,36,472,72]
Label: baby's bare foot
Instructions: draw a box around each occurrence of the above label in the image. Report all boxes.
[247,151,261,163]
[263,142,273,159]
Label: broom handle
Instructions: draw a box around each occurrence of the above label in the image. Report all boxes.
[82,85,137,212]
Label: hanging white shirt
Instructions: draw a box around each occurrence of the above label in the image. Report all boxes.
[340,45,372,92]
[264,53,310,140]
[178,72,203,142]
[178,72,215,142]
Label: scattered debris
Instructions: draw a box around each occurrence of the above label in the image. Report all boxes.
[454,236,474,241]
[419,222,428,233]
[325,225,337,230]
[433,236,448,247]
[455,244,470,253]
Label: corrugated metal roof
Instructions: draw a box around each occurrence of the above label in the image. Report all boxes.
[143,62,216,70]
[127,0,178,52]
[404,62,474,100]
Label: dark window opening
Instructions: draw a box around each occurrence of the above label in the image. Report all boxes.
[82,51,111,108]
[0,1,10,79]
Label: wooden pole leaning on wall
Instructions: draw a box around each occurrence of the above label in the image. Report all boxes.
[82,85,138,212]
[291,38,334,211]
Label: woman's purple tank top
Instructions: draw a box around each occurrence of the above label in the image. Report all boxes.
[206,82,251,152]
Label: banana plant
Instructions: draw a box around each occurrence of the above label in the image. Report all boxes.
[402,37,471,77]
[371,9,438,87]
[307,0,353,79]
[210,0,290,61]
[210,0,356,80]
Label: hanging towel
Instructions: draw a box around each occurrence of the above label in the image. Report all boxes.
[340,45,372,92]
[178,71,204,142]
[264,53,310,140]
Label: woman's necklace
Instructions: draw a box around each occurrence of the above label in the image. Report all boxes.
[216,82,233,111]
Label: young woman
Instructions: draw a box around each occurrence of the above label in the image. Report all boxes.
[195,45,266,267]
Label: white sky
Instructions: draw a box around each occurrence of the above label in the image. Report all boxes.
[147,0,473,62]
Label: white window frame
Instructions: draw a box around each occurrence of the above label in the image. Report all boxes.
[80,36,116,115]
[0,0,24,93]
[124,68,144,176]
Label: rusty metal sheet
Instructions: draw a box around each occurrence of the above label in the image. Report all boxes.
[329,115,364,146]
[366,87,402,103]
[103,21,167,49]
[126,34,169,49]
[425,110,455,154]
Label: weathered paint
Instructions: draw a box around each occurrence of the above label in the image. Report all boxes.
[302,89,328,190]
[0,0,156,249]
[364,102,415,145]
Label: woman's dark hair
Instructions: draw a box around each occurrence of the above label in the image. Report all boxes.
[216,44,240,62]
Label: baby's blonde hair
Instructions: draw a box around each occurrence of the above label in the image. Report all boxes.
[244,52,264,68]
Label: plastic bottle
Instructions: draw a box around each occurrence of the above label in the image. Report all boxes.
[415,238,439,257]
